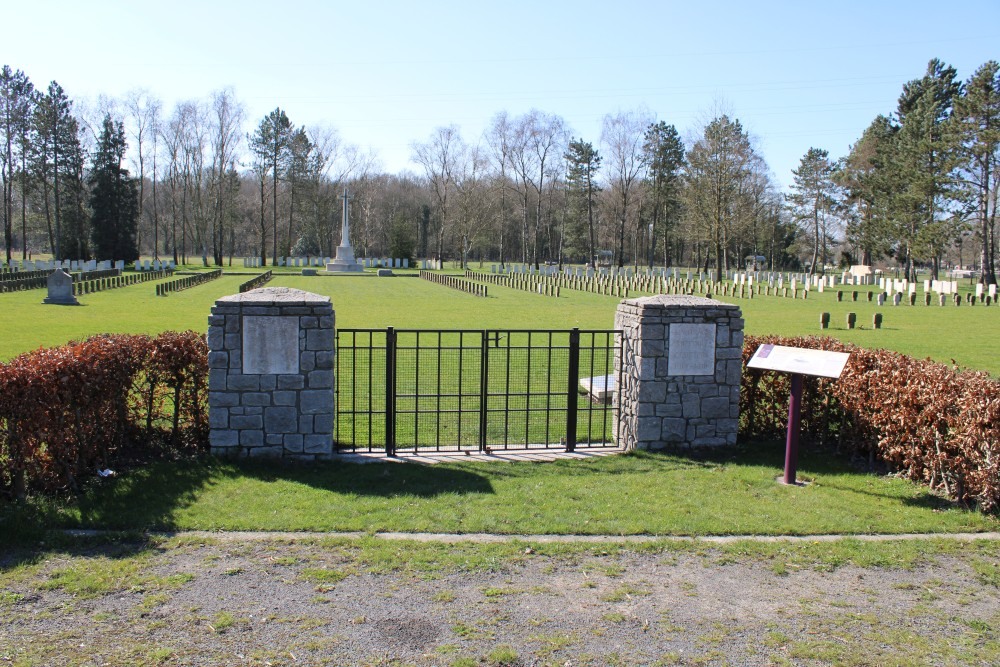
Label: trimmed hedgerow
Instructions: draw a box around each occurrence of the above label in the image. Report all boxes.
[742,335,1000,511]
[0,331,208,499]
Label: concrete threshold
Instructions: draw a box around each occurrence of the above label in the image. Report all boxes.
[334,446,625,465]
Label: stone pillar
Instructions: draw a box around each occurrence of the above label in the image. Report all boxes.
[614,295,743,450]
[208,287,335,459]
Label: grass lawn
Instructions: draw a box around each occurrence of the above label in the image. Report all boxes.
[1,267,998,375]
[11,444,994,538]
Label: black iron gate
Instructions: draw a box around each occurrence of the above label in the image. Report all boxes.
[335,328,621,454]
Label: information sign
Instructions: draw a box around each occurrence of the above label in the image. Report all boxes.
[747,344,850,379]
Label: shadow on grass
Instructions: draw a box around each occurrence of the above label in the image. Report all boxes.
[60,456,494,531]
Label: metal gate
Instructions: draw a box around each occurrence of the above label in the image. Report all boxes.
[334,328,621,454]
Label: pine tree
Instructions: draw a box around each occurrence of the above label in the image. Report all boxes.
[89,115,139,260]
[893,59,962,281]
[32,81,76,258]
[248,108,292,263]
[787,148,837,277]
[836,116,897,266]
[643,121,685,267]
[952,60,1000,286]
[0,66,33,261]
[563,138,601,265]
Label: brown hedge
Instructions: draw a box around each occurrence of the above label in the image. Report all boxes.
[0,331,208,498]
[741,335,1000,511]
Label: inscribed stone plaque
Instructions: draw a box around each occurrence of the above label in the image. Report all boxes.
[667,323,716,376]
[243,316,299,374]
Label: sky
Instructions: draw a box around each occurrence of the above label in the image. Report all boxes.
[7,0,1000,190]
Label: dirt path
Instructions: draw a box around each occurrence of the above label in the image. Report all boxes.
[2,535,999,666]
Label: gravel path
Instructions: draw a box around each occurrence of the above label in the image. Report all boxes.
[3,534,999,666]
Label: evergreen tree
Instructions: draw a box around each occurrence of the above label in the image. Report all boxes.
[563,138,601,264]
[642,121,685,267]
[836,116,897,266]
[89,115,139,260]
[952,60,1000,286]
[32,81,76,259]
[787,148,837,277]
[893,59,962,280]
[248,108,292,263]
[684,115,756,278]
[59,115,89,259]
[0,66,33,261]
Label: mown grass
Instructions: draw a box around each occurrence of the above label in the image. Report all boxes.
[6,444,995,537]
[2,268,998,375]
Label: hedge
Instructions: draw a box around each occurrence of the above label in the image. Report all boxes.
[4,330,998,511]
[0,331,208,499]
[741,335,1000,511]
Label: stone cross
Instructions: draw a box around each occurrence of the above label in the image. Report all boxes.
[340,189,353,247]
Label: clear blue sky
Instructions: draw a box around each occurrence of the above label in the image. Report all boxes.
[8,0,999,189]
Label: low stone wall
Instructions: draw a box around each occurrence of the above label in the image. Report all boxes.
[207,287,335,459]
[614,295,743,450]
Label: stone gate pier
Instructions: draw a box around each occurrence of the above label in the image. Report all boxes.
[208,287,335,458]
[614,295,743,450]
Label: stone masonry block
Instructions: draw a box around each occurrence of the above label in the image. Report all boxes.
[313,414,334,433]
[209,369,229,391]
[228,374,260,392]
[304,434,332,454]
[248,446,284,458]
[209,391,240,408]
[273,391,297,406]
[306,328,334,350]
[277,375,304,390]
[231,415,263,430]
[209,409,229,429]
[315,351,335,370]
[264,407,298,433]
[210,429,239,447]
[702,397,730,420]
[300,351,316,372]
[307,370,333,388]
[240,430,264,446]
[301,389,333,415]
[298,415,313,433]
[242,392,271,407]
[206,328,223,350]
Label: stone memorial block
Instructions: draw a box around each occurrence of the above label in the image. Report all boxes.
[42,269,79,305]
[614,295,743,450]
[892,293,901,306]
[208,287,334,459]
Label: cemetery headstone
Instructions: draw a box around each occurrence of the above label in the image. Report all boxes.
[42,269,79,305]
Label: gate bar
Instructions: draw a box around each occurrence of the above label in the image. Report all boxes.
[565,328,580,452]
[385,327,396,456]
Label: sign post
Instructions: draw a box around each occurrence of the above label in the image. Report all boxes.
[747,344,851,485]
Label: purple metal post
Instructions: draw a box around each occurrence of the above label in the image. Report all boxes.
[783,373,804,485]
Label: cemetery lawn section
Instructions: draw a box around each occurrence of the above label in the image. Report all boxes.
[21,444,998,537]
[1,269,999,375]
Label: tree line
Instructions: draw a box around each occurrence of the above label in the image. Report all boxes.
[1,58,997,284]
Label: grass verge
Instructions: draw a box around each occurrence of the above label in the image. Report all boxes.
[4,443,996,538]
